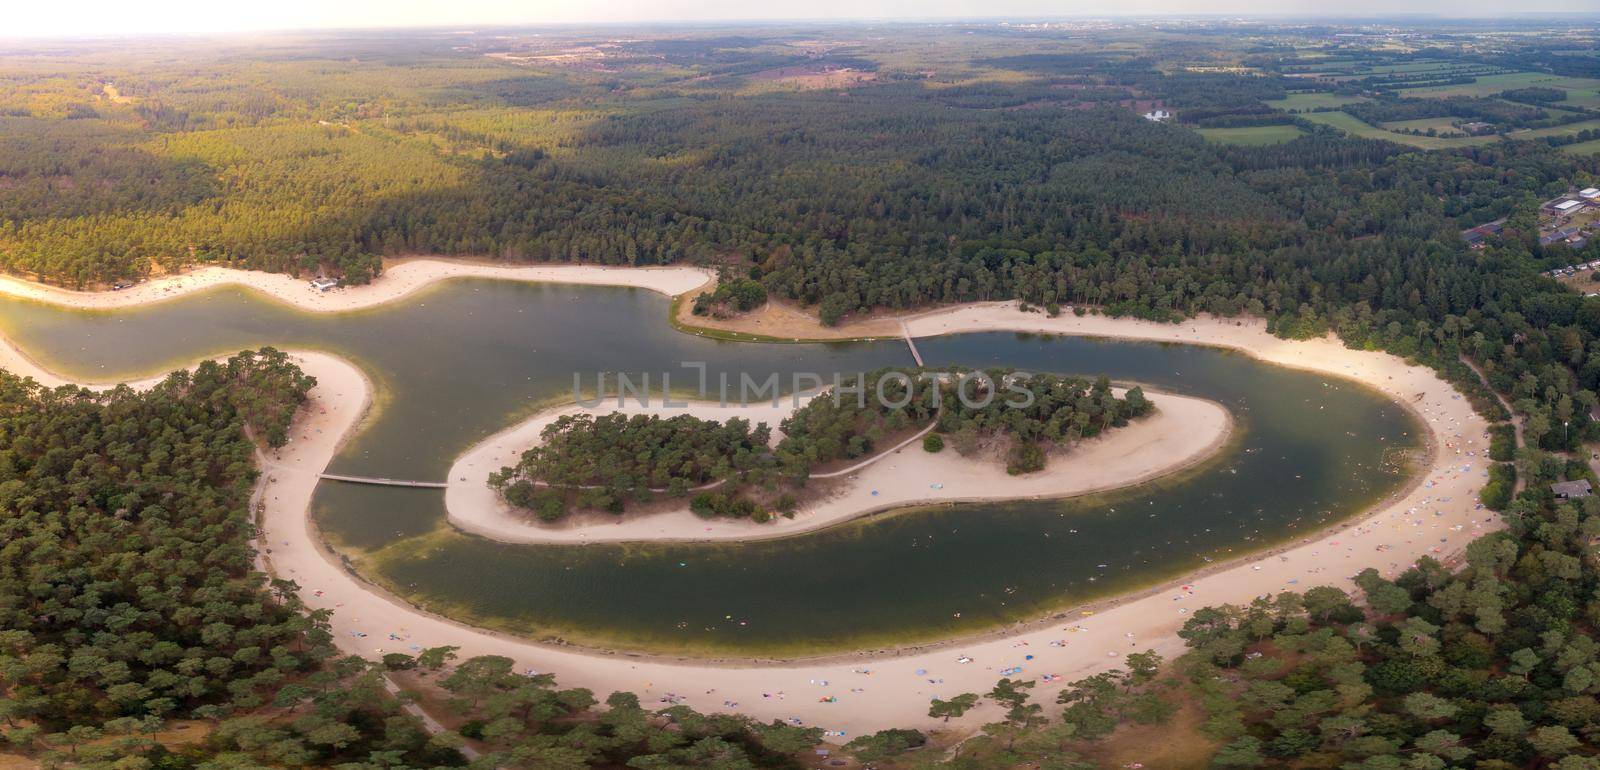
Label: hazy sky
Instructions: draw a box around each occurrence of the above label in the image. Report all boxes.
[7,0,1592,38]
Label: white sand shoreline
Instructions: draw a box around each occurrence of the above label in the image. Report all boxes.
[0,258,712,312]
[0,264,1497,736]
[445,390,1231,544]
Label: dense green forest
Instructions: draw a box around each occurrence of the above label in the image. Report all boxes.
[488,412,773,518]
[0,349,314,731]
[16,20,1600,768]
[1170,483,1600,768]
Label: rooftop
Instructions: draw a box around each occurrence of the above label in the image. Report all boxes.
[1553,479,1593,499]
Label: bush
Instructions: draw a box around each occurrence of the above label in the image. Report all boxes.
[692,278,767,315]
[689,492,718,518]
[382,653,418,671]
[1488,423,1516,462]
[845,728,927,761]
[688,491,765,520]
[1006,441,1046,475]
[923,433,945,453]
[1480,463,1516,510]
[502,485,567,522]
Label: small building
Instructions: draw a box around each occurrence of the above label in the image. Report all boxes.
[1553,479,1593,499]
[1582,187,1600,200]
[1462,221,1504,247]
[310,277,340,292]
[1555,199,1585,216]
[1142,109,1172,122]
[1461,121,1496,135]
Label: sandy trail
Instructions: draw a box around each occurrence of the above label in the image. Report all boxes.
[445,390,1230,544]
[0,268,1495,736]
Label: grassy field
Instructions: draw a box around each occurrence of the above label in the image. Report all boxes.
[1302,109,1600,150]
[1364,61,1450,74]
[1556,86,1600,110]
[1300,111,1497,149]
[1517,119,1600,141]
[1381,116,1468,136]
[1399,71,1600,101]
[1562,137,1600,156]
[1195,124,1306,145]
[1265,92,1369,111]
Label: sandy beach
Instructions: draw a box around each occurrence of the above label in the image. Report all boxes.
[0,258,712,312]
[0,267,1496,737]
[445,390,1230,544]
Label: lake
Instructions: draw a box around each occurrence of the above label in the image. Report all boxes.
[0,279,1419,655]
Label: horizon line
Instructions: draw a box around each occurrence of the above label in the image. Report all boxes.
[4,11,1598,43]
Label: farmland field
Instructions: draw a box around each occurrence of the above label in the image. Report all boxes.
[1381,116,1468,136]
[1195,124,1306,145]
[1299,110,1497,149]
[1303,108,1600,150]
[1399,71,1600,101]
[1265,92,1369,110]
[1366,61,1467,74]
[1515,119,1600,140]
[1558,86,1600,110]
[1562,138,1600,156]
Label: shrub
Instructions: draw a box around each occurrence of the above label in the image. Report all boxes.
[923,433,945,453]
[1006,441,1046,475]
[382,653,418,671]
[1488,423,1516,462]
[1480,463,1516,510]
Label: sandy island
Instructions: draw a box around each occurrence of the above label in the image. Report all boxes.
[445,390,1230,544]
[0,263,1496,737]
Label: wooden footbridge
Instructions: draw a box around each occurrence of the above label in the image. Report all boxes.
[320,321,930,493]
[901,320,924,366]
[320,473,447,489]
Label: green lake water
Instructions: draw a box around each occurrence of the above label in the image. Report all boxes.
[0,280,1421,655]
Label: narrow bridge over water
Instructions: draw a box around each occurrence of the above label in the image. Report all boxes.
[321,473,447,489]
[901,321,924,367]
